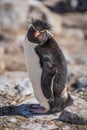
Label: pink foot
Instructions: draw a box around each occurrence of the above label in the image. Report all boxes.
[31,104,40,109]
[30,104,49,114]
[31,108,49,114]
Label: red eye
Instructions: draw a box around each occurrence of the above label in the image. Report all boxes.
[34,30,40,38]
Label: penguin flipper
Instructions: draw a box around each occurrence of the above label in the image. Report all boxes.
[41,61,56,100]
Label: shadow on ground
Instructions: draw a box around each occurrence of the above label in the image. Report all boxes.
[0,104,38,117]
[0,104,61,117]
[0,104,87,125]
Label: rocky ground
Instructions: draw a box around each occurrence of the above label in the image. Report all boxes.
[0,0,87,129]
[0,71,87,130]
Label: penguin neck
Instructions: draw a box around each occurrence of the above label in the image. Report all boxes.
[25,35,52,48]
[35,37,51,47]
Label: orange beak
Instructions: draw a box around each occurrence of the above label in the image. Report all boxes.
[34,30,40,38]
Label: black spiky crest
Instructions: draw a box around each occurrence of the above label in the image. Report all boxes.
[31,18,52,31]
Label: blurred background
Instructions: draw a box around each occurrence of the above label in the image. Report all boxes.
[0,0,87,74]
[0,0,87,129]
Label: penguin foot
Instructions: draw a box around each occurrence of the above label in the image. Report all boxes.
[31,108,49,114]
[30,104,40,109]
[30,105,49,114]
[56,94,73,111]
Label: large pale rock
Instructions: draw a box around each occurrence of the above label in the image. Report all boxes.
[0,0,62,34]
[0,0,28,30]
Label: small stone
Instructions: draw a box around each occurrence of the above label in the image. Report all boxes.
[8,117,17,123]
[63,125,70,130]
[15,78,33,96]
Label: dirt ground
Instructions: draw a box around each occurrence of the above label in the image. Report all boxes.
[0,1,87,129]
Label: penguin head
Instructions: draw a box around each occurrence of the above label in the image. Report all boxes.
[27,19,53,44]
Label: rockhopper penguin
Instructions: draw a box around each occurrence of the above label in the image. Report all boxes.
[23,19,72,114]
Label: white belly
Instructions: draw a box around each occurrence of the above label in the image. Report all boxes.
[23,37,50,109]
